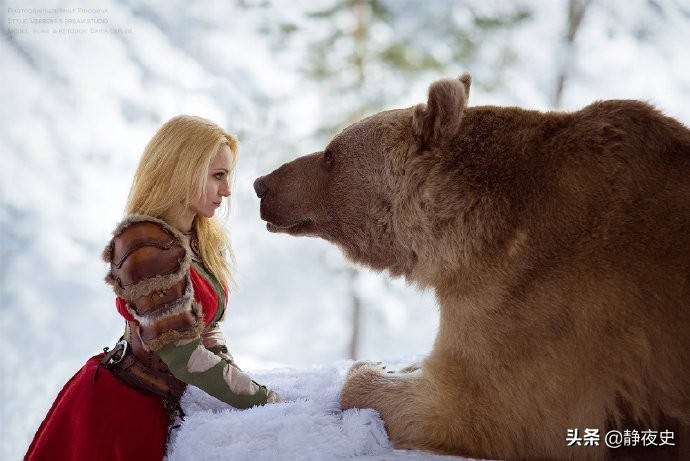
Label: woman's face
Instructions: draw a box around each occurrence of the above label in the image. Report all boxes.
[190,144,233,218]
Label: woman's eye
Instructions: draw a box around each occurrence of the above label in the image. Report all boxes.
[214,172,225,180]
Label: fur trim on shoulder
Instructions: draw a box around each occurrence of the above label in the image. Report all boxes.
[134,275,194,327]
[140,301,205,352]
[102,214,190,262]
[104,265,190,301]
[102,214,192,301]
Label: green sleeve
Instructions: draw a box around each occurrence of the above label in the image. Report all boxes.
[158,338,268,409]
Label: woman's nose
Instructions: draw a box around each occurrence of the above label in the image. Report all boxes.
[220,182,230,197]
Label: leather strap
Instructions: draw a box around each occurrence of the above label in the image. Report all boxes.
[101,341,187,400]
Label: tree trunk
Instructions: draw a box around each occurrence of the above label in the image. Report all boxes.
[553,0,590,108]
[348,268,362,360]
[346,0,368,360]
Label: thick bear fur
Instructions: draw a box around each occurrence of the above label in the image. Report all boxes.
[254,74,690,460]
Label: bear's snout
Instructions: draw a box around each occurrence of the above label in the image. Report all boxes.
[253,176,269,198]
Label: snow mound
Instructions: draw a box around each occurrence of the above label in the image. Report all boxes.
[166,363,473,461]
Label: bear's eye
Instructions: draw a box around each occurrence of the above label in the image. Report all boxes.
[324,150,334,169]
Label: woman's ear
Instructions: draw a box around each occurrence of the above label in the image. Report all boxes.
[412,73,471,148]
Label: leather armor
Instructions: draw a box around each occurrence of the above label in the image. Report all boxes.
[102,215,204,373]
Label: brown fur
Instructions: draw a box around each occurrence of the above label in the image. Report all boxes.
[254,74,690,460]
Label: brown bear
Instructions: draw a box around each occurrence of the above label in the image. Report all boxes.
[253,74,690,461]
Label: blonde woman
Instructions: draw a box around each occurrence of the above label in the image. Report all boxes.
[26,116,280,461]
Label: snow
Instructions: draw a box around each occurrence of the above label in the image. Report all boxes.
[167,363,475,461]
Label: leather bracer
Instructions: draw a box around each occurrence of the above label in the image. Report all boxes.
[102,215,204,352]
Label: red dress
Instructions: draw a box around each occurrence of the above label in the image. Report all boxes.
[25,267,222,461]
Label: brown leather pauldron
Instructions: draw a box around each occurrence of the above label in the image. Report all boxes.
[102,215,204,353]
[107,219,187,311]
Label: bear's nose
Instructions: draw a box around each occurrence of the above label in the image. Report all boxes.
[253,176,269,198]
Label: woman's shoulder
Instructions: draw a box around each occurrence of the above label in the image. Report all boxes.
[101,214,191,295]
[101,214,203,352]
[102,214,185,255]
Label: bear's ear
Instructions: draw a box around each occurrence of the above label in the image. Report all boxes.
[412,73,471,148]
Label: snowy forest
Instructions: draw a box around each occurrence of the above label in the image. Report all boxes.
[2,0,689,459]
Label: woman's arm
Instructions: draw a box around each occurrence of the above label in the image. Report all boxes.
[202,322,236,364]
[158,337,278,408]
[103,215,278,408]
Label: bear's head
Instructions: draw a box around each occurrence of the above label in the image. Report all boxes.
[254,74,507,283]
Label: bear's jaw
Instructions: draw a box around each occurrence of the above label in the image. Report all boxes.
[266,219,314,236]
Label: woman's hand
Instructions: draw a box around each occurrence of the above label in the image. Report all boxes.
[267,389,283,403]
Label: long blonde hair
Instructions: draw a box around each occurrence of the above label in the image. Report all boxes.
[125,115,238,289]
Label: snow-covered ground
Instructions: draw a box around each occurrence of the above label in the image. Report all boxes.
[168,362,478,461]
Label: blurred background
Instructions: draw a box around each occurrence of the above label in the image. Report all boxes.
[1,0,689,459]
